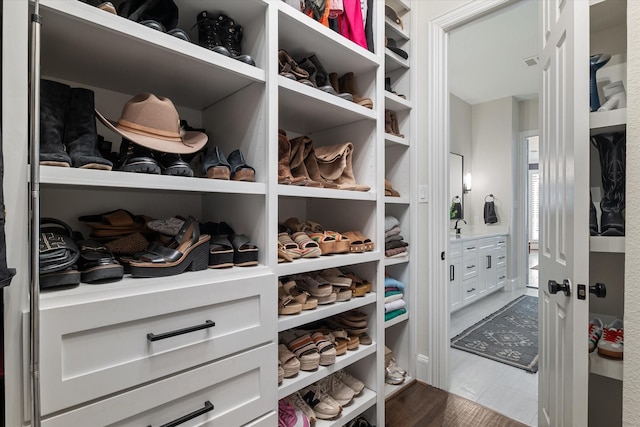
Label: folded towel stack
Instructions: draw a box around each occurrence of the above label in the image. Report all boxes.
[384,276,407,321]
[384,216,409,258]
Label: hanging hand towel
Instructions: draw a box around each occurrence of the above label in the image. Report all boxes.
[484,194,498,224]
[450,196,462,220]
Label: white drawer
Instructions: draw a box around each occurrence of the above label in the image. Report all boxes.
[496,236,507,247]
[462,256,478,280]
[463,240,478,253]
[497,268,507,289]
[42,344,276,427]
[478,237,495,250]
[450,242,462,258]
[34,273,276,415]
[244,412,278,426]
[495,248,507,268]
[462,277,479,305]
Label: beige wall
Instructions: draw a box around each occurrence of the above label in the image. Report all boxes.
[624,1,640,425]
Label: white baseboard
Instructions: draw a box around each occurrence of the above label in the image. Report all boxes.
[416,354,430,382]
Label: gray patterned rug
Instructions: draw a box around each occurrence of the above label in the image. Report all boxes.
[451,295,539,373]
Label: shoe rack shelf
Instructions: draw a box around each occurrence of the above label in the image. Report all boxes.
[39,165,268,195]
[277,343,377,399]
[587,0,626,423]
[383,0,416,409]
[384,375,413,399]
[277,293,377,332]
[278,185,376,201]
[315,388,377,427]
[590,236,625,253]
[37,0,266,111]
[276,252,381,277]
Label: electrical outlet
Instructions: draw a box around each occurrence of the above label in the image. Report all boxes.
[419,185,429,203]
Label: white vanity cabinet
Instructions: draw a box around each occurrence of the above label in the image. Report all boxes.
[450,234,507,311]
[449,242,463,311]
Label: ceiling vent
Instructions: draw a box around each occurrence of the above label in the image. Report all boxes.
[523,55,539,67]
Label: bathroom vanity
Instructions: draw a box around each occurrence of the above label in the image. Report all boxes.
[449,234,507,312]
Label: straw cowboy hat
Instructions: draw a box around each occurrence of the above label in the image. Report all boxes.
[95,93,207,154]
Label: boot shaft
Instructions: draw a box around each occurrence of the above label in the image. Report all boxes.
[592,132,625,208]
[40,79,72,166]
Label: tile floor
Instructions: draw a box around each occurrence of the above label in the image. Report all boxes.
[449,285,540,427]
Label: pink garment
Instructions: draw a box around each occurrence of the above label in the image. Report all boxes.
[329,0,344,18]
[338,0,367,50]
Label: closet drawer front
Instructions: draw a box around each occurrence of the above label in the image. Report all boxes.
[497,268,507,289]
[478,237,495,251]
[36,273,276,415]
[450,242,463,258]
[462,277,479,305]
[496,236,507,247]
[463,240,478,253]
[42,344,276,427]
[495,248,507,268]
[462,256,478,280]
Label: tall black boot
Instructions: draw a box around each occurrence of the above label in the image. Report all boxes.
[590,191,599,236]
[592,132,625,236]
[40,79,72,167]
[65,88,113,170]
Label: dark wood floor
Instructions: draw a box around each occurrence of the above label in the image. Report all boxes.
[385,381,529,427]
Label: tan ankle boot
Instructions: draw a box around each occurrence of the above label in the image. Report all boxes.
[329,72,354,101]
[338,72,373,109]
[279,130,308,185]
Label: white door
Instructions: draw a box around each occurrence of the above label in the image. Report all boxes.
[538,0,590,426]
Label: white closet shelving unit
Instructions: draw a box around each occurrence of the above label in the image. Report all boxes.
[382,0,416,401]
[587,0,626,424]
[0,0,420,426]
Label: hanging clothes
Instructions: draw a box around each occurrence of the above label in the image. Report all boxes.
[364,0,374,53]
[338,0,368,50]
[304,0,331,26]
[0,127,15,288]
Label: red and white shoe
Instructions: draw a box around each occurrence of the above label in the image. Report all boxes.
[588,318,603,353]
[597,319,623,359]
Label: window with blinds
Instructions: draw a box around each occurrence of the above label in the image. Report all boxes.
[529,171,540,242]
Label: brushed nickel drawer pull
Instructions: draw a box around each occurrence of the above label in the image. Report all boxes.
[150,401,214,427]
[466,265,475,269]
[147,320,215,342]
[466,288,476,293]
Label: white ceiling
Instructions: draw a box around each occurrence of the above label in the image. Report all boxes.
[449,0,540,106]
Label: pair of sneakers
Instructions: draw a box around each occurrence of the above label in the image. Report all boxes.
[589,318,623,358]
[298,371,365,420]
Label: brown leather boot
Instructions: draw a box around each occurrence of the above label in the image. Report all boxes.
[290,135,338,188]
[329,72,354,101]
[279,130,308,185]
[338,72,373,109]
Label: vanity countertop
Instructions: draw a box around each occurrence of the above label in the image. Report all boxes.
[449,232,507,242]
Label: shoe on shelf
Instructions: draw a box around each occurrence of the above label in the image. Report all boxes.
[333,370,365,395]
[311,331,336,366]
[278,398,310,427]
[278,360,285,386]
[597,319,623,359]
[281,330,320,371]
[317,375,355,406]
[385,358,407,385]
[278,282,303,315]
[300,383,342,420]
[118,139,161,174]
[589,318,603,353]
[215,13,256,66]
[278,343,301,379]
[285,392,316,425]
[195,11,231,57]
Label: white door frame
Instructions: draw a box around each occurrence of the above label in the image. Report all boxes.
[426,0,515,389]
[519,130,538,287]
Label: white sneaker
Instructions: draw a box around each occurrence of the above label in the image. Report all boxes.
[301,383,342,419]
[333,370,365,395]
[588,318,603,353]
[285,392,316,425]
[318,375,355,406]
[597,319,623,359]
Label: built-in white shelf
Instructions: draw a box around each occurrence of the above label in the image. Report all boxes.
[385,312,409,328]
[277,342,377,399]
[386,0,411,14]
[590,236,625,253]
[384,254,410,266]
[38,0,265,110]
[384,376,414,399]
[278,293,377,332]
[589,108,626,135]
[385,133,410,147]
[279,76,377,134]
[385,196,410,205]
[385,50,410,73]
[278,185,376,201]
[385,18,410,41]
[315,388,377,427]
[385,92,412,112]
[39,166,267,195]
[277,251,381,277]
[589,352,623,381]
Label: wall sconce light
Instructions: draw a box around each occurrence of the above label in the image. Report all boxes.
[463,172,472,193]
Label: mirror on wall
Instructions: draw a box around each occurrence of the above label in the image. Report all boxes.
[449,153,464,219]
